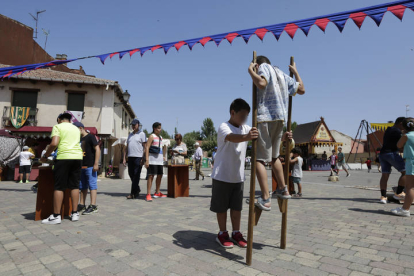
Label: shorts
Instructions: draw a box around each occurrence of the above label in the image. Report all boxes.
[292,177,301,184]
[19,165,31,174]
[257,121,284,162]
[379,152,405,174]
[53,159,82,191]
[406,159,414,175]
[80,167,98,190]
[148,165,163,176]
[210,179,244,213]
[331,165,336,169]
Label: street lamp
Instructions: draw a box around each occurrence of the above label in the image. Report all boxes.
[114,90,131,107]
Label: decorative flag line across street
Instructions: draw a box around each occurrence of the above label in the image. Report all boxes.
[1,0,413,79]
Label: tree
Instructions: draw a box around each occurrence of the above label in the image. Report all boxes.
[201,118,217,140]
[183,131,202,157]
[143,129,149,137]
[283,121,298,133]
[201,140,217,157]
[160,129,171,139]
[174,127,178,136]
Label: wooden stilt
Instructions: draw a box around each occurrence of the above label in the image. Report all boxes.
[246,51,258,266]
[279,56,295,250]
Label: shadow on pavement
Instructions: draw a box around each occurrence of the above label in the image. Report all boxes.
[298,197,380,203]
[348,208,390,215]
[0,188,32,193]
[21,212,36,220]
[172,230,277,263]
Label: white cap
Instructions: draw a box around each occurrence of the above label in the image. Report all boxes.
[194,142,199,146]
[23,146,29,150]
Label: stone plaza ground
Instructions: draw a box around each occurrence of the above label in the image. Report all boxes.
[0,168,413,276]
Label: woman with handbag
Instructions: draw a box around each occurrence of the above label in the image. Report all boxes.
[145,122,167,202]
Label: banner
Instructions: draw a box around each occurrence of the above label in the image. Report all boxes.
[0,0,413,78]
[370,123,394,131]
[65,111,83,123]
[10,106,31,129]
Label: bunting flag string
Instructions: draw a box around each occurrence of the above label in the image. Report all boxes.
[1,0,413,79]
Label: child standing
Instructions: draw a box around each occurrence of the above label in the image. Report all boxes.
[391,117,414,217]
[145,122,167,202]
[365,158,372,173]
[329,150,338,176]
[248,55,305,211]
[290,148,303,197]
[211,99,258,248]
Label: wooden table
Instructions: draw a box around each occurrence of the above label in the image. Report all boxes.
[35,166,72,221]
[167,165,189,198]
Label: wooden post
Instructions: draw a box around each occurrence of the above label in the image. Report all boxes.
[246,51,258,266]
[279,56,295,249]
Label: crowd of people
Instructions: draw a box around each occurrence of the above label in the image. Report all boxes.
[13,54,413,254]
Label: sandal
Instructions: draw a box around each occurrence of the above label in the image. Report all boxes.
[126,194,135,199]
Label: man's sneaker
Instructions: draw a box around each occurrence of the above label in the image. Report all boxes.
[25,180,30,184]
[231,232,247,248]
[70,212,80,222]
[393,192,406,201]
[82,205,98,215]
[153,192,167,198]
[145,194,153,202]
[255,196,271,211]
[391,207,410,217]
[380,196,387,204]
[19,180,23,184]
[77,204,86,213]
[41,214,61,225]
[216,232,233,248]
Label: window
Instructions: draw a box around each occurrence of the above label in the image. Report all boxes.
[125,112,128,128]
[67,93,85,112]
[12,90,38,117]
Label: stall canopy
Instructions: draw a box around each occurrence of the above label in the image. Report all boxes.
[370,123,394,131]
[0,0,413,78]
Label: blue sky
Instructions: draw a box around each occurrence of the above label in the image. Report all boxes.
[2,0,414,138]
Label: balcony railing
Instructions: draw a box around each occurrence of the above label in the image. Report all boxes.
[2,106,38,128]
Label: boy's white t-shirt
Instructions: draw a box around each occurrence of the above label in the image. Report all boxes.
[19,151,34,166]
[292,156,303,178]
[211,122,251,183]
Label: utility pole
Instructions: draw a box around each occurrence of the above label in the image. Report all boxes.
[406,105,410,117]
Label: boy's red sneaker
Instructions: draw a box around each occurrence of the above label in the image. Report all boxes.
[145,194,152,202]
[216,231,233,248]
[231,231,247,248]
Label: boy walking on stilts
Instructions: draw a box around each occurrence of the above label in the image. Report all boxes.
[248,56,305,211]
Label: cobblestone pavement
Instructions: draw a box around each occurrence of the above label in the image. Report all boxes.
[0,168,413,276]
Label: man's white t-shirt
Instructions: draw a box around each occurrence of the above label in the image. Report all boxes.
[211,122,251,183]
[127,131,147,158]
[19,151,34,166]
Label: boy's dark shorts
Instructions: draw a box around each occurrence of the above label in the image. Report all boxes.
[19,165,31,174]
[210,179,244,213]
[147,165,163,176]
[53,159,82,191]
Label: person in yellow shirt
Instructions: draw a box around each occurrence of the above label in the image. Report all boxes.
[40,113,83,225]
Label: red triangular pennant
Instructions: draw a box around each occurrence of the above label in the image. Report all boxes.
[225,33,239,44]
[199,37,212,46]
[284,23,299,39]
[174,41,187,50]
[151,45,162,52]
[387,4,406,20]
[254,28,269,41]
[315,18,330,32]
[349,12,367,29]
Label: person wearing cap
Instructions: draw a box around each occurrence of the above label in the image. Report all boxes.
[193,142,205,180]
[123,119,147,199]
[73,122,101,215]
[19,146,34,183]
[40,113,83,225]
[170,134,187,164]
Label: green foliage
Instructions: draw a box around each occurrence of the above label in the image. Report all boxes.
[201,118,217,140]
[183,131,201,157]
[160,129,171,139]
[283,121,298,133]
[143,129,149,137]
[201,140,217,157]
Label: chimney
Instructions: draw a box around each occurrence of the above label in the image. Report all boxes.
[55,54,68,61]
